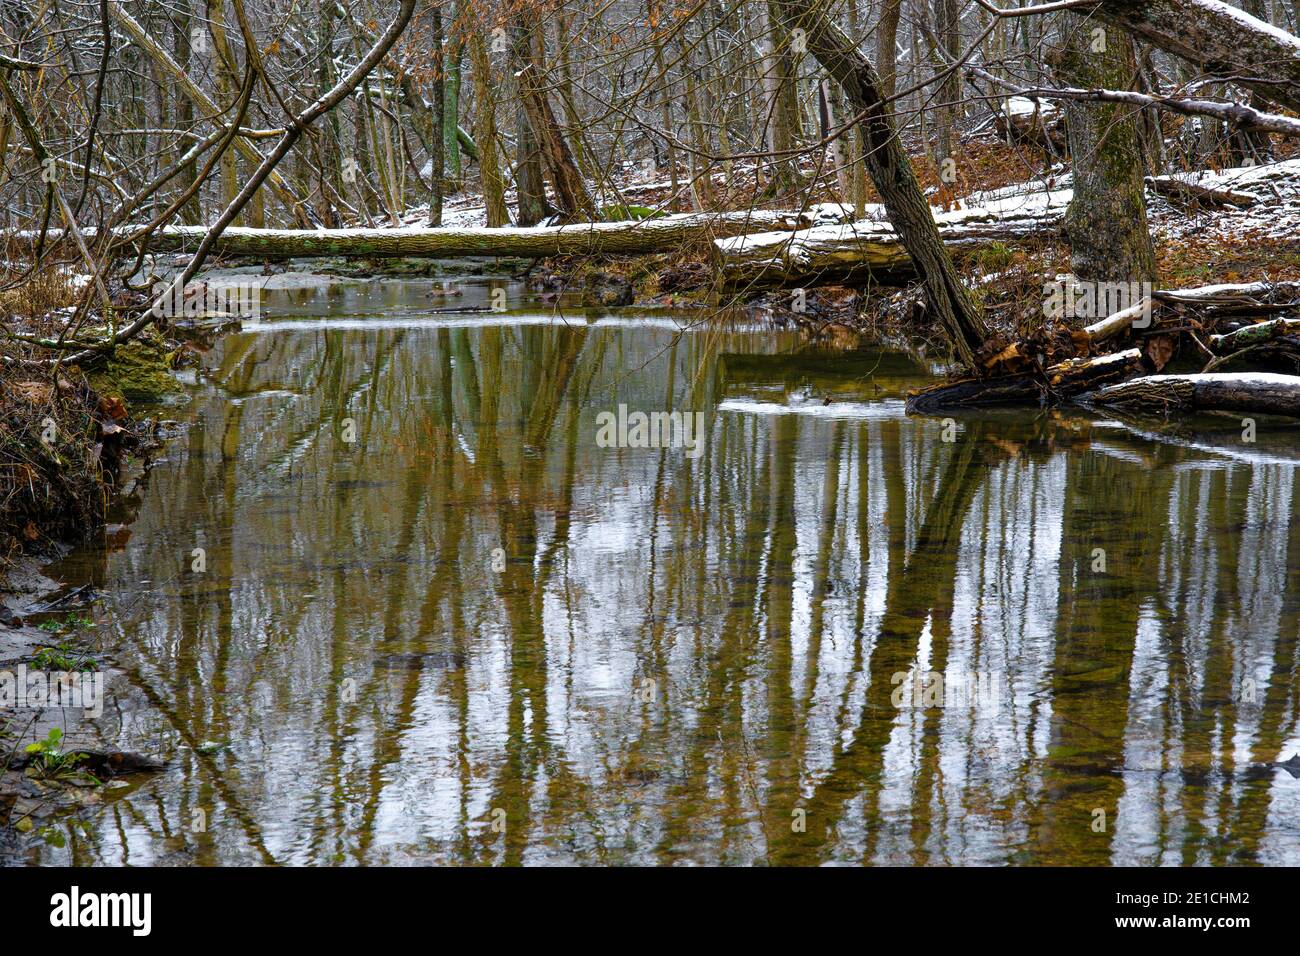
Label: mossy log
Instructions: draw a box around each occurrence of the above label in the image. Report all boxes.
[30,211,821,260]
[1209,318,1300,353]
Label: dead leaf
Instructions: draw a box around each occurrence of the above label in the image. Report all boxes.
[99,395,128,421]
[1144,333,1176,371]
[22,521,39,541]
[13,381,51,405]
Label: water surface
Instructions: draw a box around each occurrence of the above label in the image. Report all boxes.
[28,276,1300,865]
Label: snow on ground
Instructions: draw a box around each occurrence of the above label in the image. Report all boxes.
[1151,157,1300,243]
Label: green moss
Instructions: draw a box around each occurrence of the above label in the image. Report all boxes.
[84,336,182,404]
[600,204,667,221]
[973,241,1015,274]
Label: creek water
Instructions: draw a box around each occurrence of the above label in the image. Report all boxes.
[24,274,1300,865]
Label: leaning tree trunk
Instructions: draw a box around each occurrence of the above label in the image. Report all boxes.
[1054,16,1156,285]
[772,0,988,368]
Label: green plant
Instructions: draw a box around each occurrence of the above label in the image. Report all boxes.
[36,612,95,634]
[23,728,90,781]
[30,641,96,672]
[600,204,667,222]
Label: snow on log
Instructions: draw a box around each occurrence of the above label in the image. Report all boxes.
[1082,372,1300,417]
[55,210,830,260]
[1146,176,1255,208]
[1209,317,1300,353]
[1092,0,1300,114]
[995,96,1065,150]
[1082,281,1300,346]
[714,189,1071,291]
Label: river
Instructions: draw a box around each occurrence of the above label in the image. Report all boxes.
[24,274,1300,865]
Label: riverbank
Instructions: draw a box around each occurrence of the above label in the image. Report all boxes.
[0,342,189,858]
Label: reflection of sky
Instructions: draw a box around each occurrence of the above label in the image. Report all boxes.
[33,282,1300,866]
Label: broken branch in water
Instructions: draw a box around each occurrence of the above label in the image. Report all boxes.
[907,281,1300,417]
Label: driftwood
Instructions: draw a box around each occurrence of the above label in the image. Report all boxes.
[908,282,1300,415]
[1080,281,1300,348]
[1081,372,1300,418]
[1210,317,1300,353]
[906,349,1145,414]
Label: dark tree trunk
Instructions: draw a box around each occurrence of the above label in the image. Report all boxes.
[429,6,446,226]
[512,14,595,222]
[1053,18,1157,285]
[773,0,989,368]
[511,24,550,226]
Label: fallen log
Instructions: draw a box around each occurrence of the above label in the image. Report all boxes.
[715,189,1071,291]
[1209,317,1300,353]
[1081,372,1300,418]
[18,210,825,260]
[906,349,1145,414]
[1078,281,1300,349]
[995,96,1065,150]
[1147,175,1256,208]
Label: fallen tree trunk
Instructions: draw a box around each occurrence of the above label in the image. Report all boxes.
[715,190,1070,290]
[1087,0,1300,115]
[995,96,1065,150]
[906,349,1145,414]
[1147,175,1255,208]
[22,210,822,260]
[1210,317,1300,353]
[1079,281,1300,349]
[909,283,1300,416]
[1081,372,1300,417]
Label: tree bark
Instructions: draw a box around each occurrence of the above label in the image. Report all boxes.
[1087,0,1300,114]
[772,0,989,368]
[468,32,509,227]
[1083,372,1300,417]
[1053,17,1156,285]
[513,13,597,222]
[429,6,445,226]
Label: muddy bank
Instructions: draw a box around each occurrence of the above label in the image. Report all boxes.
[0,556,168,863]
